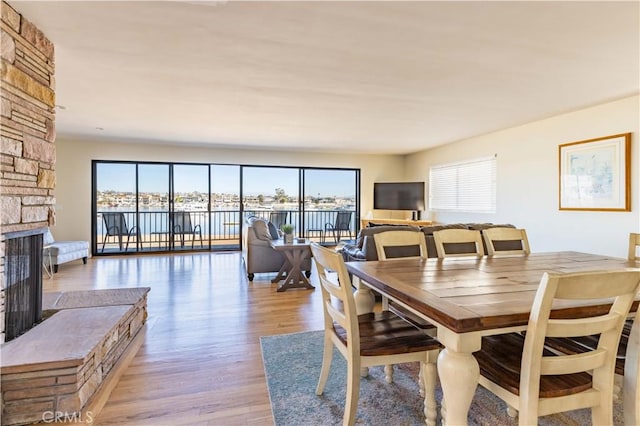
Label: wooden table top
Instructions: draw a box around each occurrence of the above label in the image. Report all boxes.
[346,251,639,334]
[269,239,311,250]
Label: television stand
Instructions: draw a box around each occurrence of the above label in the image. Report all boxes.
[360,218,433,228]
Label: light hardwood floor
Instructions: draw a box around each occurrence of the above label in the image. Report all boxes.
[45,252,325,425]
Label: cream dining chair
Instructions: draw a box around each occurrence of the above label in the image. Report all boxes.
[433,228,484,258]
[310,243,442,426]
[373,230,431,317]
[482,227,530,256]
[373,230,435,386]
[628,232,640,261]
[474,269,640,426]
[544,232,640,422]
[373,230,428,261]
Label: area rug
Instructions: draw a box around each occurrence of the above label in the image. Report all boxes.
[260,330,625,426]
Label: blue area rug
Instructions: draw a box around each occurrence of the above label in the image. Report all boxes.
[260,330,625,426]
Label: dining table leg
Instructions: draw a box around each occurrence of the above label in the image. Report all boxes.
[352,276,375,315]
[437,329,481,426]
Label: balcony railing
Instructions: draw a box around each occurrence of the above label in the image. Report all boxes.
[95,209,356,253]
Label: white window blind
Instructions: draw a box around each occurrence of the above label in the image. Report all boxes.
[429,156,496,212]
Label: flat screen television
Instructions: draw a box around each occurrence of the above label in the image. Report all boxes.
[373,182,425,211]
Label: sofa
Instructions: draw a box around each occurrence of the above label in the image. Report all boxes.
[241,216,312,281]
[341,222,519,262]
[43,229,89,273]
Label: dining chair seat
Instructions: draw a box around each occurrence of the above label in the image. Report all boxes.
[477,333,593,398]
[333,311,440,357]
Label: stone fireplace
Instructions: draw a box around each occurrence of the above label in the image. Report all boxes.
[1,1,56,344]
[1,5,149,425]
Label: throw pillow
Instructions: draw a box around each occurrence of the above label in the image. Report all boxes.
[252,219,273,241]
[267,221,280,240]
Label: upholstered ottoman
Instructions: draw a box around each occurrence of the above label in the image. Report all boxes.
[44,229,89,273]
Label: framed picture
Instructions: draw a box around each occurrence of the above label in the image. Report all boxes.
[559,133,631,211]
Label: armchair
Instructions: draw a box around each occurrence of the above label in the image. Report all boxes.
[242,217,311,281]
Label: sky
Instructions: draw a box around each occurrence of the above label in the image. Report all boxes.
[96,163,357,197]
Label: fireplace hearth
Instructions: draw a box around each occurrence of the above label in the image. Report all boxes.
[4,228,46,341]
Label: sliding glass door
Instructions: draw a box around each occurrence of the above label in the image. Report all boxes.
[95,163,139,253]
[94,162,213,254]
[302,169,358,244]
[242,166,300,234]
[138,164,170,251]
[211,165,241,250]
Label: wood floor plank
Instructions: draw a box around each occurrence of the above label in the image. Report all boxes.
[44,252,325,425]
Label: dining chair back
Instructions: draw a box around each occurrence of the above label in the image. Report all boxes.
[628,233,640,261]
[433,228,484,258]
[325,211,353,243]
[310,243,441,426]
[475,269,640,425]
[482,227,530,256]
[101,212,139,252]
[171,211,203,248]
[373,230,427,261]
[373,230,434,332]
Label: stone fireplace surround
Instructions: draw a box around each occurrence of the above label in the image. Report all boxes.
[1,4,152,424]
[1,0,57,344]
[1,287,150,425]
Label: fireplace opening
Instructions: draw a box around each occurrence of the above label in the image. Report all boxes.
[4,229,44,341]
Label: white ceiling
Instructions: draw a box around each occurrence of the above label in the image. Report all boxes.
[10,1,640,155]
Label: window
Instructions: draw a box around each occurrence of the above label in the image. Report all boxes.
[428,156,496,212]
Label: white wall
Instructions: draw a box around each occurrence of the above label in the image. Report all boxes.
[405,95,640,258]
[55,96,639,258]
[54,139,404,243]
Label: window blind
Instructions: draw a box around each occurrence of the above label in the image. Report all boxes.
[429,156,496,212]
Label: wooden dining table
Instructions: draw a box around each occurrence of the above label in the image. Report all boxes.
[345,251,640,426]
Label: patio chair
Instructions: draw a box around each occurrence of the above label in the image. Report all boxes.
[171,211,203,248]
[325,211,353,244]
[269,211,289,231]
[101,212,140,252]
